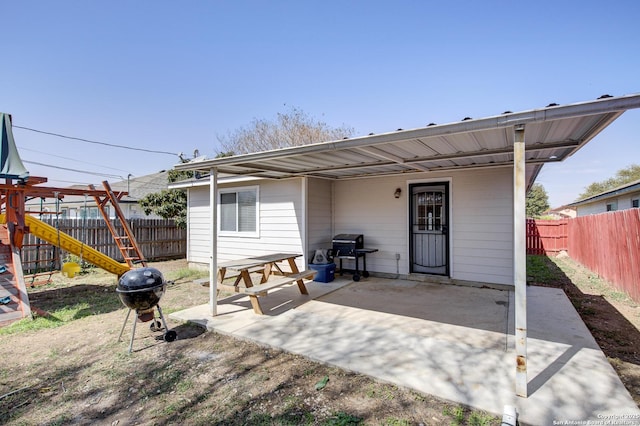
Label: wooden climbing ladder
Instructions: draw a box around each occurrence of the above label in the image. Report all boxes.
[90,181,147,268]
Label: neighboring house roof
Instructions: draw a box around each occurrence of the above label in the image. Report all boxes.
[568,178,640,207]
[174,94,640,191]
[109,171,169,203]
[26,171,169,207]
[544,205,577,218]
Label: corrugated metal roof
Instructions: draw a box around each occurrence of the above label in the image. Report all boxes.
[175,94,640,188]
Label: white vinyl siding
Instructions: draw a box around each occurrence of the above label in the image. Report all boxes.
[186,168,515,286]
[332,168,514,286]
[307,178,333,258]
[186,179,305,270]
[333,175,409,277]
[452,169,513,285]
[576,202,605,216]
[575,190,640,216]
[186,186,211,264]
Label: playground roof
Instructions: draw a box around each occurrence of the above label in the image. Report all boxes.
[0,113,29,181]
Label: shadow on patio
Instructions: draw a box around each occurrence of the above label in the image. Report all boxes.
[171,276,638,425]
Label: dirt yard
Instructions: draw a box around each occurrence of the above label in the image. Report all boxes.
[0,256,638,425]
[528,254,640,406]
[0,260,499,426]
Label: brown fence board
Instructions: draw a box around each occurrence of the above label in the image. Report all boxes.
[21,218,186,274]
[526,219,568,255]
[568,209,640,302]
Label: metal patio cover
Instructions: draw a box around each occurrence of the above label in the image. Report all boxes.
[173,93,640,398]
[0,113,29,180]
[175,94,640,187]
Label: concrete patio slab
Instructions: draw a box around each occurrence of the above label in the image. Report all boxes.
[170,278,640,425]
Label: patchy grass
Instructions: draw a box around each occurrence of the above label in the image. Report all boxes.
[443,405,466,425]
[0,259,502,426]
[550,256,636,306]
[529,254,640,406]
[324,412,363,425]
[442,405,497,426]
[163,266,208,283]
[0,298,120,335]
[526,255,564,284]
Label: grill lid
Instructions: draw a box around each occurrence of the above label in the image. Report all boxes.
[332,234,363,242]
[117,267,165,293]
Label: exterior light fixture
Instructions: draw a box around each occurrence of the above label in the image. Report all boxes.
[394,188,402,198]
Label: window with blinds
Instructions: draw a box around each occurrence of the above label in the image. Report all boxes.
[219,186,258,235]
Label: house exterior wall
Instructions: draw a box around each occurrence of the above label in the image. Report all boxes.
[306,178,333,258]
[186,186,211,264]
[186,178,306,269]
[450,169,513,285]
[187,167,515,286]
[575,190,640,216]
[333,175,408,275]
[332,168,514,286]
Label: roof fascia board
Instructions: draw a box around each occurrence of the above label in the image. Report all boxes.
[169,175,307,189]
[174,94,640,172]
[168,175,264,189]
[168,179,212,189]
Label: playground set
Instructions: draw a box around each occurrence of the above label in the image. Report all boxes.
[0,112,148,326]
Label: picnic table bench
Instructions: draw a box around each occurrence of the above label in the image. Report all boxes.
[194,253,316,315]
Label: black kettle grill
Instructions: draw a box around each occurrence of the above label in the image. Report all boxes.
[116,267,177,353]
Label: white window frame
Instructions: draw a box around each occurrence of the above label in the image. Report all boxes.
[218,185,259,237]
[606,201,618,212]
[632,198,639,208]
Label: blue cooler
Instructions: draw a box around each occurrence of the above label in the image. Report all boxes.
[309,263,336,283]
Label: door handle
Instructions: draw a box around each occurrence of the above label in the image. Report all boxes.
[441,225,448,235]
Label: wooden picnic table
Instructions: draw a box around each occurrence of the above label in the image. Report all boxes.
[203,253,316,315]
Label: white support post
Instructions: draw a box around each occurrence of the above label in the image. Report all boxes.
[513,125,528,397]
[301,177,308,267]
[209,168,218,316]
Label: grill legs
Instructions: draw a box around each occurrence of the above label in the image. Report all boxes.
[336,252,371,282]
[118,305,176,353]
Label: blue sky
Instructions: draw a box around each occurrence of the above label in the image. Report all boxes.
[2,1,639,206]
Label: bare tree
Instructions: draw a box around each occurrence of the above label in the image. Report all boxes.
[218,107,354,155]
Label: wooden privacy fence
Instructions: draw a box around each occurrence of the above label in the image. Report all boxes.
[21,218,186,274]
[568,209,640,302]
[526,219,568,255]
